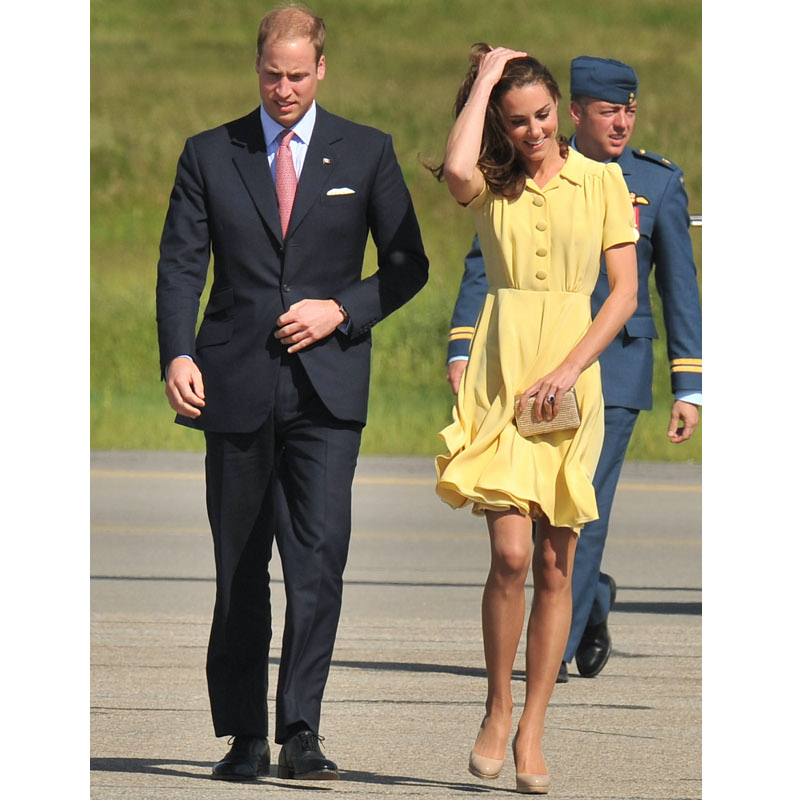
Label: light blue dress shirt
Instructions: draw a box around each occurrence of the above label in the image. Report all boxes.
[260,101,317,180]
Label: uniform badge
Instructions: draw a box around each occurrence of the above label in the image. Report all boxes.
[629,192,649,242]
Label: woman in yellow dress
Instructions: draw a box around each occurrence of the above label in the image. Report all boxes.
[434,44,637,793]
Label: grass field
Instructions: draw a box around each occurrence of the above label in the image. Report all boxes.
[91,0,701,459]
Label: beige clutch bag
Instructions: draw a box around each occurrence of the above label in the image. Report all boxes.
[514,388,581,436]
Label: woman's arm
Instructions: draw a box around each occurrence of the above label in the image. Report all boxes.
[442,47,526,204]
[517,242,638,421]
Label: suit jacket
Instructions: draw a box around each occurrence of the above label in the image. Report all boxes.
[446,145,701,411]
[157,105,428,431]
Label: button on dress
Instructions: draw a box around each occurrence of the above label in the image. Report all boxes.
[435,150,636,532]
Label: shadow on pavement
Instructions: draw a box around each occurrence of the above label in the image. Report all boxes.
[90,758,215,781]
[92,574,702,618]
[89,758,494,793]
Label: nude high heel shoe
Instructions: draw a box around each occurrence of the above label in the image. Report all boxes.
[468,750,504,780]
[515,772,551,794]
[512,732,551,794]
[468,716,506,779]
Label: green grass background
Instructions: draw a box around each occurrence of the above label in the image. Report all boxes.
[91,0,701,459]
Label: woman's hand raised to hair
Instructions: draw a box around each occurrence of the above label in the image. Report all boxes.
[443,45,527,204]
[473,46,528,88]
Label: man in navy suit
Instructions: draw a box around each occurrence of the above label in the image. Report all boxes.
[445,56,701,683]
[156,3,428,781]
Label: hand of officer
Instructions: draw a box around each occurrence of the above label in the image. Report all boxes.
[276,299,346,354]
[667,399,699,443]
[165,357,205,418]
[447,360,467,395]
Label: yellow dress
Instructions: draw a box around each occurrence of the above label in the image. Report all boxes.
[435,150,636,533]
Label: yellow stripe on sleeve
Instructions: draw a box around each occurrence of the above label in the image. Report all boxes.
[670,357,702,374]
[671,358,702,366]
[671,365,702,373]
[449,326,475,342]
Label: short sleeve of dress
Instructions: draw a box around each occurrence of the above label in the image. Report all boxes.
[465,176,491,210]
[601,162,637,251]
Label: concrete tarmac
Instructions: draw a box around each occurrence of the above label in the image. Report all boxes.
[90,451,701,799]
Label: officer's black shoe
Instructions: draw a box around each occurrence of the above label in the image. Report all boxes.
[278,730,339,780]
[576,574,617,678]
[606,573,618,608]
[556,661,569,683]
[211,736,270,780]
[575,620,611,677]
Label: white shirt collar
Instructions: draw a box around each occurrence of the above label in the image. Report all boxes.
[260,101,317,147]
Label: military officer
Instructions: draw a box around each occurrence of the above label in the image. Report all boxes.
[445,56,702,681]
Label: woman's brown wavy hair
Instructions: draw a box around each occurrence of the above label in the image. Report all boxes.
[431,43,570,201]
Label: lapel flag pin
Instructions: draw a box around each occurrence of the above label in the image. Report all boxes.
[323,157,331,164]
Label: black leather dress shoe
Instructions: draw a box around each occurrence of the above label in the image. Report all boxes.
[278,730,339,780]
[556,661,569,683]
[211,736,270,780]
[576,574,617,678]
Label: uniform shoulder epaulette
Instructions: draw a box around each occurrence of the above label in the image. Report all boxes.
[631,148,681,171]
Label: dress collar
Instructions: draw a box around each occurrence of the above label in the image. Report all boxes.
[523,148,585,192]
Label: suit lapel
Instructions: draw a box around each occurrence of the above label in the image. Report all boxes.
[286,107,342,240]
[230,109,283,243]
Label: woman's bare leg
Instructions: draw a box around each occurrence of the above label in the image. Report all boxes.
[514,517,578,775]
[472,508,534,760]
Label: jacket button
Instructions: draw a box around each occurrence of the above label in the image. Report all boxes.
[532,196,544,207]
[535,248,547,257]
[535,270,547,280]
[282,284,291,292]
[536,220,547,231]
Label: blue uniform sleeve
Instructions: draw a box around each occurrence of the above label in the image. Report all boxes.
[651,167,702,396]
[446,234,490,362]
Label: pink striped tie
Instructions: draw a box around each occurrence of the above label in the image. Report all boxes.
[275,129,297,238]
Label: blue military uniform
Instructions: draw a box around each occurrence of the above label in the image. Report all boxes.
[446,56,702,673]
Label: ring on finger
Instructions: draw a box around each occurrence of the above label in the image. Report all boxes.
[547,394,556,404]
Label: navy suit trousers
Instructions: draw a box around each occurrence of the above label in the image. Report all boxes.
[204,353,362,742]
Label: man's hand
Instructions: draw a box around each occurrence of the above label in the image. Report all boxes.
[667,399,699,443]
[275,299,345,353]
[447,360,467,395]
[165,357,205,418]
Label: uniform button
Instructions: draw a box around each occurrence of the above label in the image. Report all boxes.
[536,248,547,257]
[532,196,544,207]
[535,270,547,280]
[536,220,547,231]
[282,284,291,292]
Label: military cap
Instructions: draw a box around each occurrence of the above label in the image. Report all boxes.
[570,56,638,105]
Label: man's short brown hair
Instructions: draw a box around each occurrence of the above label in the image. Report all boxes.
[257,3,326,61]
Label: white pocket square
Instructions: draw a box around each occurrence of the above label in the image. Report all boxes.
[326,187,356,196]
